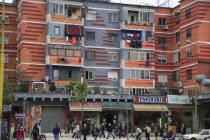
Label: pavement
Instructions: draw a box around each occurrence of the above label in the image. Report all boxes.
[24,133,182,140]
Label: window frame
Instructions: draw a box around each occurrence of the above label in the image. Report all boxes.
[130,51,147,61]
[186,8,191,19]
[109,13,118,22]
[86,71,95,80]
[0,35,9,44]
[53,69,59,80]
[130,69,150,80]
[176,31,180,43]
[107,72,118,81]
[85,51,95,61]
[173,70,180,82]
[4,54,8,63]
[32,82,45,89]
[0,16,9,24]
[158,55,167,64]
[158,37,167,45]
[186,69,192,80]
[55,3,64,15]
[139,12,149,22]
[86,11,96,21]
[186,28,191,37]
[54,26,60,35]
[4,73,8,80]
[173,52,180,63]
[158,18,167,26]
[108,34,118,42]
[158,74,168,83]
[186,49,191,58]
[175,12,180,24]
[108,52,118,61]
[86,32,95,40]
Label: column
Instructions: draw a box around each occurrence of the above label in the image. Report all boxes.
[97,112,100,126]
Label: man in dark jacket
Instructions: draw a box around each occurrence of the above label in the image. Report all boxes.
[118,123,123,138]
[82,124,88,140]
[99,122,105,138]
[106,123,115,139]
[53,123,61,140]
[91,124,100,140]
[181,124,186,135]
[163,128,175,140]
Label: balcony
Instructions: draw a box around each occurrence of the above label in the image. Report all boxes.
[121,40,155,49]
[121,21,154,30]
[49,56,82,66]
[53,76,81,81]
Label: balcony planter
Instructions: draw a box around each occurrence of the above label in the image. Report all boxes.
[49,82,56,92]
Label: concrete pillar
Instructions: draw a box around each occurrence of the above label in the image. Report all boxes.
[130,111,134,131]
[97,112,100,126]
[118,111,123,123]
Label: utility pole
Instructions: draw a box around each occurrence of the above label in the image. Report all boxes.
[0,0,5,139]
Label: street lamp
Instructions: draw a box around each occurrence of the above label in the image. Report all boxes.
[185,40,210,131]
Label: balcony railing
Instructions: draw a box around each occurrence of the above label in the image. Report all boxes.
[53,77,81,81]
[121,21,154,30]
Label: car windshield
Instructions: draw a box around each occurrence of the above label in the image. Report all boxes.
[196,130,203,134]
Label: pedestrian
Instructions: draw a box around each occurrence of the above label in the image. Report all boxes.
[91,124,100,140]
[75,124,80,139]
[16,123,24,140]
[159,125,163,137]
[32,123,39,140]
[82,124,88,140]
[66,122,71,134]
[99,122,105,138]
[144,125,151,140]
[163,127,175,140]
[181,124,186,135]
[123,123,127,136]
[154,124,159,140]
[9,123,16,140]
[1,123,7,140]
[118,123,123,138]
[53,123,61,140]
[135,125,142,140]
[72,124,76,138]
[106,123,115,139]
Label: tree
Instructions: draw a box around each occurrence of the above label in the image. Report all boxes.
[67,80,92,139]
[17,70,31,92]
[3,80,18,105]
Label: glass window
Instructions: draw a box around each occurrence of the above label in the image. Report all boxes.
[173,70,180,81]
[176,32,180,43]
[53,70,59,80]
[186,49,191,58]
[86,12,96,21]
[0,35,9,44]
[109,13,118,22]
[0,16,9,24]
[107,72,118,81]
[173,52,180,63]
[158,55,167,64]
[54,26,60,35]
[186,9,191,19]
[33,83,45,89]
[139,12,149,22]
[158,37,167,44]
[86,71,95,80]
[4,73,8,80]
[108,34,118,42]
[86,51,95,60]
[86,32,95,40]
[175,12,180,24]
[186,69,192,80]
[0,54,9,63]
[158,18,167,26]
[186,28,191,37]
[158,74,168,82]
[130,69,150,79]
[108,53,118,61]
[55,4,64,15]
[129,50,147,61]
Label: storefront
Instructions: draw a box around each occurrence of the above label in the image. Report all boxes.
[66,102,102,133]
[133,96,168,130]
[167,95,193,134]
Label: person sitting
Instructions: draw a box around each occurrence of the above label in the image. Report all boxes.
[163,128,175,140]
[135,126,142,140]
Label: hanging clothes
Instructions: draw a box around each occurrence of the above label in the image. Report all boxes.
[71,37,77,44]
[66,36,69,41]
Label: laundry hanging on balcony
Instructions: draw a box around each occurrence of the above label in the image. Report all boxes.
[123,33,142,48]
[65,24,84,44]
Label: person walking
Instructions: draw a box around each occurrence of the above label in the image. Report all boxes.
[144,125,151,140]
[159,125,163,137]
[91,124,100,140]
[106,123,115,139]
[16,123,24,140]
[135,126,142,140]
[181,124,186,135]
[82,124,88,140]
[72,124,76,138]
[118,123,123,138]
[53,123,61,140]
[32,123,39,140]
[66,122,71,134]
[154,124,159,140]
[9,123,16,140]
[99,122,105,138]
[75,124,80,139]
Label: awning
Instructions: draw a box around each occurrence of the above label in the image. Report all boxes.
[167,104,194,109]
[102,102,133,110]
[133,103,168,111]
[65,25,84,36]
[69,102,102,111]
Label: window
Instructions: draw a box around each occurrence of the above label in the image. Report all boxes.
[139,12,149,22]
[108,34,118,42]
[33,82,45,89]
[86,51,95,60]
[86,32,95,40]
[86,12,96,21]
[49,45,81,57]
[186,9,191,19]
[109,13,118,22]
[158,37,167,45]
[158,74,168,82]
[173,52,180,63]
[68,70,72,78]
[53,70,59,80]
[186,28,191,37]
[131,88,148,95]
[175,12,180,24]
[0,16,9,24]
[4,73,8,80]
[158,18,167,26]
[186,69,192,80]
[186,49,191,58]
[0,35,9,44]
[176,32,180,43]
[108,72,118,81]
[158,55,167,64]
[173,70,180,81]
[108,52,118,61]
[0,54,9,63]
[55,4,64,15]
[54,26,60,35]
[130,69,150,79]
[129,50,147,61]
[86,71,95,80]
[202,131,209,135]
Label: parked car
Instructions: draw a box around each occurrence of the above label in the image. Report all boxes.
[180,129,210,140]
[204,136,210,140]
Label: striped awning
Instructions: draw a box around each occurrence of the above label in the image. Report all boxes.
[69,102,102,111]
[133,103,168,111]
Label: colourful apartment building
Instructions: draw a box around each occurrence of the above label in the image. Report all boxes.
[1,0,210,133]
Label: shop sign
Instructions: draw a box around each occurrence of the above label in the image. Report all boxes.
[15,113,25,119]
[134,96,167,103]
[3,105,11,112]
[69,102,102,111]
[167,95,191,104]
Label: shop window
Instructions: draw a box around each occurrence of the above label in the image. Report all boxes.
[85,51,95,60]
[158,74,167,83]
[86,71,95,80]
[186,8,191,19]
[0,16,9,24]
[173,70,180,81]
[108,52,118,61]
[86,12,96,21]
[186,49,191,58]
[158,18,167,26]
[158,37,167,45]
[175,12,180,24]
[173,52,180,63]
[186,28,191,37]
[186,69,192,80]
[109,13,118,22]
[86,32,95,40]
[176,31,180,43]
[139,12,149,22]
[0,35,9,44]
[55,4,64,15]
[108,34,118,42]
[54,26,60,35]
[158,55,167,64]
[130,69,150,80]
[107,72,118,81]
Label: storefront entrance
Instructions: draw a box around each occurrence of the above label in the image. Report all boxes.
[100,111,118,125]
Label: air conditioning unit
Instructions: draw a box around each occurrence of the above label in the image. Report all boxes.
[162,43,167,49]
[177,41,180,46]
[16,37,20,42]
[178,81,183,87]
[162,25,168,29]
